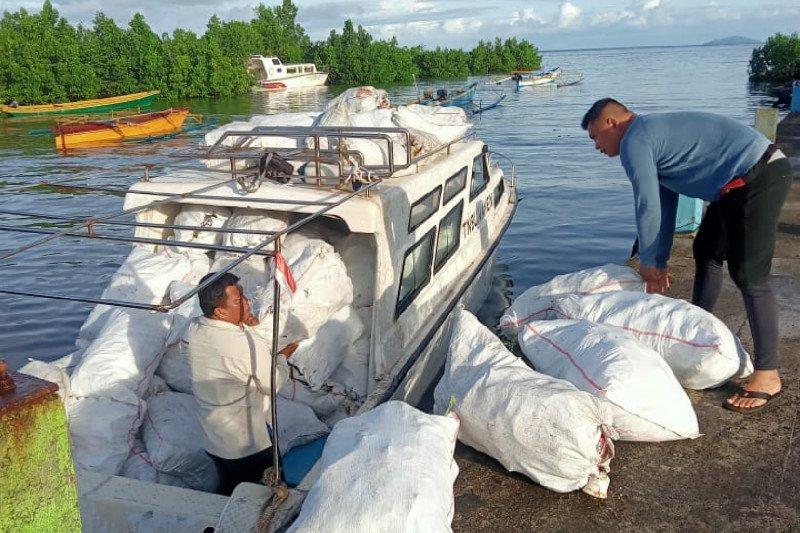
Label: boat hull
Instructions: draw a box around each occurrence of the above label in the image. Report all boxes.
[1,91,160,117]
[53,109,190,149]
[251,72,329,91]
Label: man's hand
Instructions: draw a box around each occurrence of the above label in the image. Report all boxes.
[242,298,260,327]
[639,266,670,294]
[279,342,299,358]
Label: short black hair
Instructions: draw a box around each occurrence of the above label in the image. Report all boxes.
[197,272,240,318]
[581,98,628,130]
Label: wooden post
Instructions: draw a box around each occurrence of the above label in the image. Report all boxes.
[0,361,81,531]
[755,107,779,142]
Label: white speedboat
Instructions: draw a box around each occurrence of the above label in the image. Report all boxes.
[4,91,517,531]
[248,55,328,91]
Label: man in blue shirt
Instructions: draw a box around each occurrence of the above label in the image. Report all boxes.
[582,98,792,413]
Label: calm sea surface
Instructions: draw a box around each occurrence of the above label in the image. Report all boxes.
[0,44,777,369]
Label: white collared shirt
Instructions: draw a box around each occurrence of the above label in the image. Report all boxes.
[183,316,288,460]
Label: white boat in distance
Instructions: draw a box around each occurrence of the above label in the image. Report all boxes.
[248,55,328,91]
[514,67,561,88]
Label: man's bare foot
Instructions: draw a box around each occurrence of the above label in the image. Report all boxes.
[725,370,782,410]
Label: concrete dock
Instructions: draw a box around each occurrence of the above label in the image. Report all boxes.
[451,113,800,530]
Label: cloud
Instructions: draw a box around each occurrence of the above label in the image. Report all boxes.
[442,17,483,34]
[557,2,581,28]
[510,8,547,27]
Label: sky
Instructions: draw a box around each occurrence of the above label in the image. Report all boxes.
[4,0,800,51]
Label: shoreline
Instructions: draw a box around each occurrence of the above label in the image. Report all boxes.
[451,113,800,530]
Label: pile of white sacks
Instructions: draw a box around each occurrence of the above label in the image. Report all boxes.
[202,86,472,172]
[18,204,371,492]
[433,263,753,498]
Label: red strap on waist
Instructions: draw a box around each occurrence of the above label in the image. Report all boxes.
[720,177,746,196]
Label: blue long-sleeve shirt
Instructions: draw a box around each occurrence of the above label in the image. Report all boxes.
[619,112,770,268]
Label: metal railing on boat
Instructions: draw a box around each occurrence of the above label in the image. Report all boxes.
[0,123,482,490]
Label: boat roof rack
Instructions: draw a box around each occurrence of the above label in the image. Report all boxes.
[0,173,382,312]
[0,125,475,311]
[171,125,473,184]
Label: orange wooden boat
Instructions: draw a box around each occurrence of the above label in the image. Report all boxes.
[53,108,190,150]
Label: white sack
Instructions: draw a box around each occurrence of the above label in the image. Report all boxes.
[76,247,191,346]
[142,392,219,492]
[182,252,212,285]
[515,291,753,389]
[289,306,364,391]
[276,396,330,454]
[69,396,145,475]
[18,359,72,407]
[434,311,615,494]
[147,374,172,397]
[70,308,170,402]
[279,379,346,420]
[122,443,190,488]
[501,264,644,329]
[222,211,288,250]
[392,105,472,153]
[260,237,353,343]
[519,319,699,442]
[327,334,371,401]
[173,205,231,247]
[156,344,192,394]
[164,280,204,348]
[288,401,459,533]
[202,112,316,148]
[315,87,390,126]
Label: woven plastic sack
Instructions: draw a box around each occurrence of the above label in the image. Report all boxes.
[518,319,699,442]
[288,401,459,533]
[434,310,615,495]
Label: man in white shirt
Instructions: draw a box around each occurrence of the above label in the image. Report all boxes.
[183,271,296,495]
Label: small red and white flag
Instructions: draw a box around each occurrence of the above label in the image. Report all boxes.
[272,251,297,294]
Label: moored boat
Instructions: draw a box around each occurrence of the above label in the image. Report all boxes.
[1,88,518,530]
[52,108,192,150]
[412,82,479,109]
[514,67,561,89]
[248,56,328,91]
[1,90,160,117]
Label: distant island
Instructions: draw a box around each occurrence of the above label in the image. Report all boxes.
[702,36,761,46]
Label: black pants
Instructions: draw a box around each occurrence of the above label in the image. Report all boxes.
[691,156,792,371]
[207,447,273,496]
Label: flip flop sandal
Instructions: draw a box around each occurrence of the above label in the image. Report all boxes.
[722,388,784,414]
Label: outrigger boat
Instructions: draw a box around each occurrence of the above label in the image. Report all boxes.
[0,97,518,530]
[514,68,561,89]
[412,82,479,109]
[248,56,328,91]
[52,108,194,150]
[1,90,159,117]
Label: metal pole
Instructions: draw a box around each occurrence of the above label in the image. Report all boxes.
[269,235,282,485]
[0,178,240,262]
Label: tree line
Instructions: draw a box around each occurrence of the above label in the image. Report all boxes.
[0,0,542,104]
[749,32,800,83]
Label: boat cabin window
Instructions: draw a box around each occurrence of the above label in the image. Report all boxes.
[443,167,467,205]
[469,153,489,200]
[434,201,463,272]
[287,67,297,74]
[272,58,281,65]
[493,178,505,207]
[396,229,435,318]
[304,66,313,73]
[408,186,442,232]
[276,68,283,73]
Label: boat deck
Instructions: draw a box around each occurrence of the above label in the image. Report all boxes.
[451,113,800,530]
